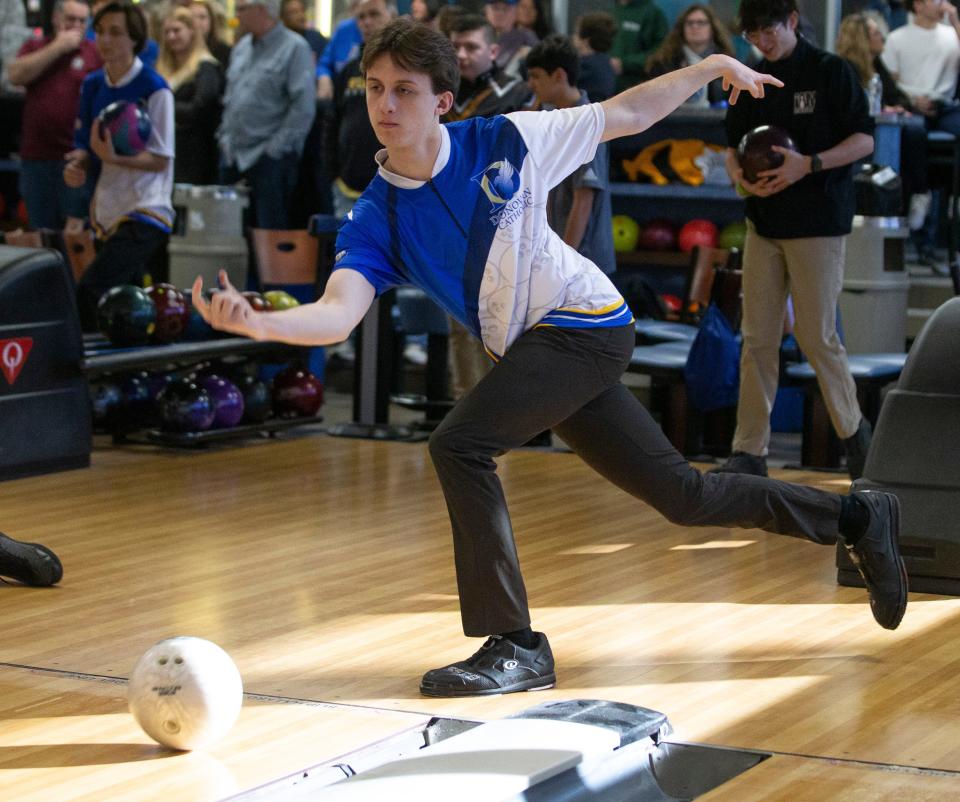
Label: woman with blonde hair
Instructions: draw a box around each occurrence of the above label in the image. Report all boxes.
[645,4,735,107]
[836,11,931,234]
[188,0,231,68]
[156,6,224,184]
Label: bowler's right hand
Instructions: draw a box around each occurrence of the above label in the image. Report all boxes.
[63,149,88,188]
[192,270,265,340]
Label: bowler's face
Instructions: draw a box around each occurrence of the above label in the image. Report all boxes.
[365,54,450,150]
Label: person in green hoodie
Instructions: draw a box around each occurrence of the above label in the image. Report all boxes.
[610,0,669,90]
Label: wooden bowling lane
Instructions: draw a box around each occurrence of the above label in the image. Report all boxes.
[4,434,960,793]
[0,663,430,802]
[699,753,960,800]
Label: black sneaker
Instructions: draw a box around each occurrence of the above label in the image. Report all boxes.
[0,532,63,587]
[420,633,556,697]
[708,451,768,477]
[844,418,873,480]
[843,491,907,630]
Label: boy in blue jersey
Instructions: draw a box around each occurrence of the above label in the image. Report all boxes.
[194,19,909,697]
[64,1,174,331]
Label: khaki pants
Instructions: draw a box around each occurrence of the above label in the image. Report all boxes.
[733,222,862,456]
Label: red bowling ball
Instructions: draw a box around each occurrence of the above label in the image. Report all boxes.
[678,219,719,253]
[242,291,272,313]
[272,366,323,418]
[146,283,190,343]
[639,219,678,252]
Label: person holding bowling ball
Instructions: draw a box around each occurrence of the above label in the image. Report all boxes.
[713,0,876,481]
[63,0,175,332]
[194,19,908,698]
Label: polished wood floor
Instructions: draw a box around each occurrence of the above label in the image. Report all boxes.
[2,423,959,799]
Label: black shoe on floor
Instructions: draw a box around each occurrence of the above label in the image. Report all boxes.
[708,451,768,477]
[0,532,63,587]
[844,491,907,630]
[844,418,873,480]
[420,633,556,697]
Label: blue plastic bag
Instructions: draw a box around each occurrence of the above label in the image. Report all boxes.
[684,303,740,411]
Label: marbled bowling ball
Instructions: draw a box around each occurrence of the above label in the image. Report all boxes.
[96,285,156,347]
[156,378,216,432]
[737,125,796,184]
[145,283,190,343]
[97,100,152,156]
[198,374,245,428]
[272,366,323,418]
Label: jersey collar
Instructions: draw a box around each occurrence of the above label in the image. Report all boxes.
[374,124,450,189]
[104,56,143,88]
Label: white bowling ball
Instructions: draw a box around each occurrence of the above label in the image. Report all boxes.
[128,636,243,751]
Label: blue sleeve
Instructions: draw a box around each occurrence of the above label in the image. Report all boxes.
[333,213,405,296]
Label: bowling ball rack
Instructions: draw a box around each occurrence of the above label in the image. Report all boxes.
[83,334,322,448]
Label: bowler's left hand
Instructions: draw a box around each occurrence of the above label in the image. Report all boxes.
[755,146,810,195]
[717,55,784,105]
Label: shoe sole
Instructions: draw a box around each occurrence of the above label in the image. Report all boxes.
[0,533,63,587]
[882,493,908,630]
[419,674,557,698]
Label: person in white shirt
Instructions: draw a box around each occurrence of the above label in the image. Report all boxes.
[882,0,960,130]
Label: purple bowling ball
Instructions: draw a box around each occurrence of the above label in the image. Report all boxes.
[156,378,216,432]
[198,374,245,428]
[98,100,152,156]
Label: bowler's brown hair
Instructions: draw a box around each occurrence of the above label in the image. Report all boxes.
[361,18,459,96]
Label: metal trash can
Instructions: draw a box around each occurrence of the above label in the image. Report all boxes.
[169,184,249,290]
[839,215,910,353]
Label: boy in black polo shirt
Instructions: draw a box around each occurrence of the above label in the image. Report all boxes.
[714,0,876,480]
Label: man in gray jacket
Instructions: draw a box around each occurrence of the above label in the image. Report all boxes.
[218,0,315,229]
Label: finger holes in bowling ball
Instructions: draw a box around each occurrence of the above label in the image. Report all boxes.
[162,720,181,734]
[158,657,168,665]
[175,657,184,664]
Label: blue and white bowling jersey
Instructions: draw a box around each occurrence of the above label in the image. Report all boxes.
[333,102,632,359]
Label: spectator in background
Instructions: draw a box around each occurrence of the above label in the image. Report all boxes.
[189,0,232,69]
[574,11,617,102]
[882,0,960,132]
[645,4,735,108]
[324,0,395,219]
[217,0,314,229]
[526,34,616,276]
[64,1,174,329]
[436,3,465,37]
[610,0,668,91]
[836,12,931,232]
[7,0,102,231]
[1,0,32,95]
[881,0,960,268]
[281,0,327,61]
[156,6,223,185]
[316,0,362,100]
[484,0,538,78]
[411,0,443,31]
[446,14,531,121]
[517,0,552,40]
